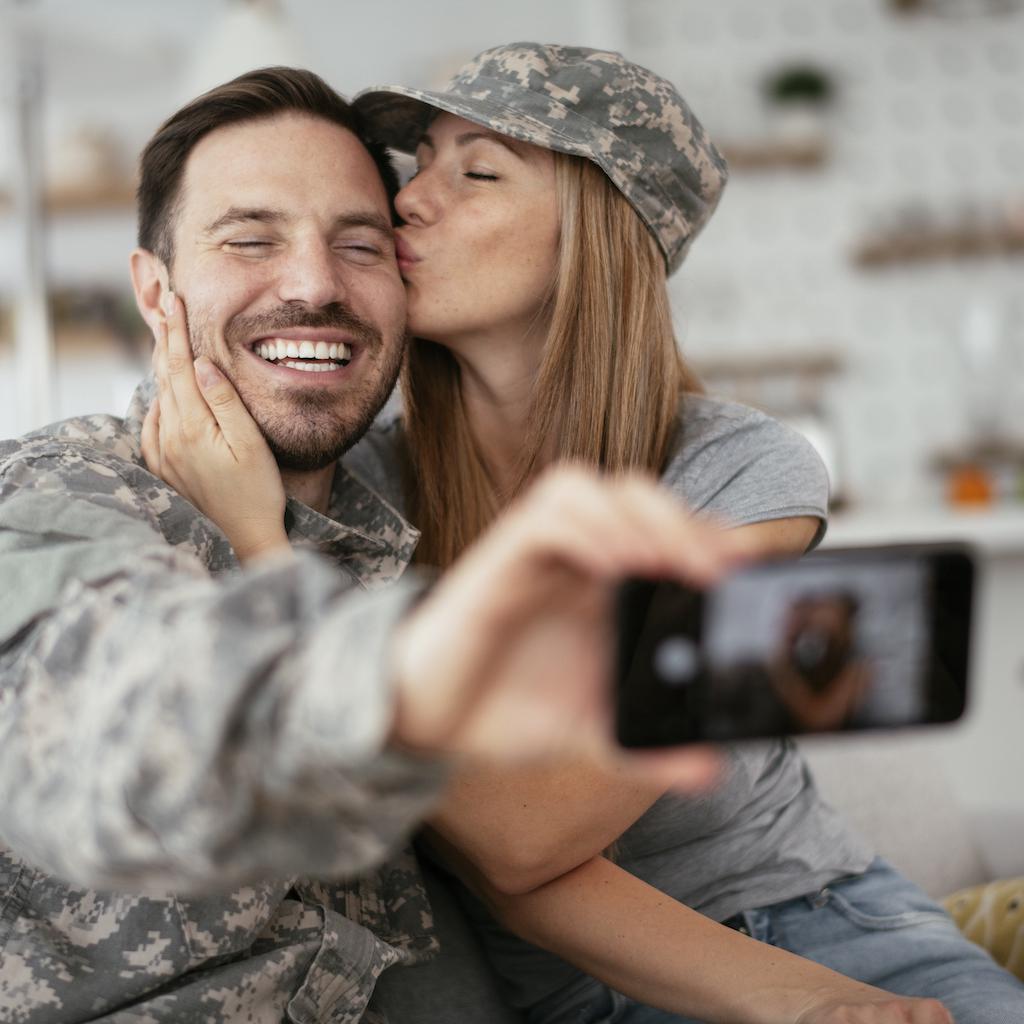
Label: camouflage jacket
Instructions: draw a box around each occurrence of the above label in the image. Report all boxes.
[0,380,445,1023]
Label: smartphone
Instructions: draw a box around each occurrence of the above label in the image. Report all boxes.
[614,543,974,748]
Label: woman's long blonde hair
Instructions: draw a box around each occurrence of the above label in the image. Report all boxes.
[401,154,702,568]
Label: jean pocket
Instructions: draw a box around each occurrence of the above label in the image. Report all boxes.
[820,865,952,932]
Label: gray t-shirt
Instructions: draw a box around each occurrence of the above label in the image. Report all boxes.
[344,394,875,1014]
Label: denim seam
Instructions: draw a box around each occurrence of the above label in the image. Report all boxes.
[821,887,951,931]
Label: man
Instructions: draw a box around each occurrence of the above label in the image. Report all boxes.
[0,68,731,1022]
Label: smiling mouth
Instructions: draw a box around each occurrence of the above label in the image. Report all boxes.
[252,338,352,373]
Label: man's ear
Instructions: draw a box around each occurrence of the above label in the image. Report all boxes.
[130,248,171,340]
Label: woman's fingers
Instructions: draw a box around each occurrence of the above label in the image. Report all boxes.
[149,299,207,499]
[141,392,189,497]
[193,357,267,461]
[162,292,216,446]
[159,294,264,464]
[150,317,182,471]
[151,314,181,427]
[140,396,161,475]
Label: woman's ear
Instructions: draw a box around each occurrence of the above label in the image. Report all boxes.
[129,249,171,340]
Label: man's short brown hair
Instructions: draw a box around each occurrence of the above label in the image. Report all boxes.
[137,66,399,266]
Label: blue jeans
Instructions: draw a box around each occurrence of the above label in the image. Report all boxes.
[530,859,1024,1024]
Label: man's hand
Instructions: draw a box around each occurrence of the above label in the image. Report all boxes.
[389,465,757,783]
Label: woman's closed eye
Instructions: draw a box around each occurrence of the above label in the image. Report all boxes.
[465,171,498,181]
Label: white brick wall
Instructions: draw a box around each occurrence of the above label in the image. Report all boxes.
[626,0,1024,508]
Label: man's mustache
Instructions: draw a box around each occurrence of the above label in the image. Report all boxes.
[225,302,383,349]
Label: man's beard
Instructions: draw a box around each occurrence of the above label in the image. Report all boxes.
[188,301,405,472]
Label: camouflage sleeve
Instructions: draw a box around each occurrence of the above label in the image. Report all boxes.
[0,450,447,893]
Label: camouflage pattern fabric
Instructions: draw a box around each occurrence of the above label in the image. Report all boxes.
[355,41,729,274]
[0,378,443,1022]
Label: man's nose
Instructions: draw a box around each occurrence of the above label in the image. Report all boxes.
[276,239,346,308]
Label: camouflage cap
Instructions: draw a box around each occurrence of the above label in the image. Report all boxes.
[354,42,728,275]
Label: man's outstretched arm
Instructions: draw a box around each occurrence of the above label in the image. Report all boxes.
[0,442,737,894]
[0,446,443,892]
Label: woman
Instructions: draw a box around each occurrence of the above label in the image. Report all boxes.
[144,43,1020,1024]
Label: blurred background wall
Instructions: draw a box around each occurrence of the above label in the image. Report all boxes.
[1,0,1022,514]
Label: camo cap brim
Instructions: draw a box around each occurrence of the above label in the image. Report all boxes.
[354,42,729,275]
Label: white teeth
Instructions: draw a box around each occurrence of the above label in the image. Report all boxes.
[283,360,325,372]
[254,338,353,368]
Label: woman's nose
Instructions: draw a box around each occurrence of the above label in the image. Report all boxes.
[395,169,439,227]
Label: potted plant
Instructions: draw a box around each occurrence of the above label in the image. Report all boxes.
[761,63,836,155]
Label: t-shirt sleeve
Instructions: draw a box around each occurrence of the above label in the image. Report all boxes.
[664,397,830,548]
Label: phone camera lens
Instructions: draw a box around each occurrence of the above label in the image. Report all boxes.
[654,637,699,685]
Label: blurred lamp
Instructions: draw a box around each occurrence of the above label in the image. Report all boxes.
[890,0,1023,13]
[5,2,55,432]
[179,0,307,102]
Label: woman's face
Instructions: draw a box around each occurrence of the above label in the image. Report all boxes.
[393,113,560,347]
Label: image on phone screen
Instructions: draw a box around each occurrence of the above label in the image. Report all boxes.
[615,545,972,747]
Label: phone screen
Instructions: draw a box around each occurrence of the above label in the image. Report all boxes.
[615,546,972,748]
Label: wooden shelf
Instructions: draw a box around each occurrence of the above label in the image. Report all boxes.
[719,137,828,171]
[694,350,843,381]
[931,438,1024,472]
[46,181,136,213]
[852,225,1024,267]
[0,180,136,215]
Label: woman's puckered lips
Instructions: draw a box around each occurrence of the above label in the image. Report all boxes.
[394,235,421,265]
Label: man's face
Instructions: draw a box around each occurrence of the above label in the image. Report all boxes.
[168,112,406,470]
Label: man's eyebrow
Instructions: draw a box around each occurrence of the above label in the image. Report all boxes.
[416,130,525,160]
[202,208,393,236]
[333,211,394,236]
[203,207,287,234]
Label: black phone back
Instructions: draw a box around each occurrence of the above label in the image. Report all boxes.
[615,543,974,748]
